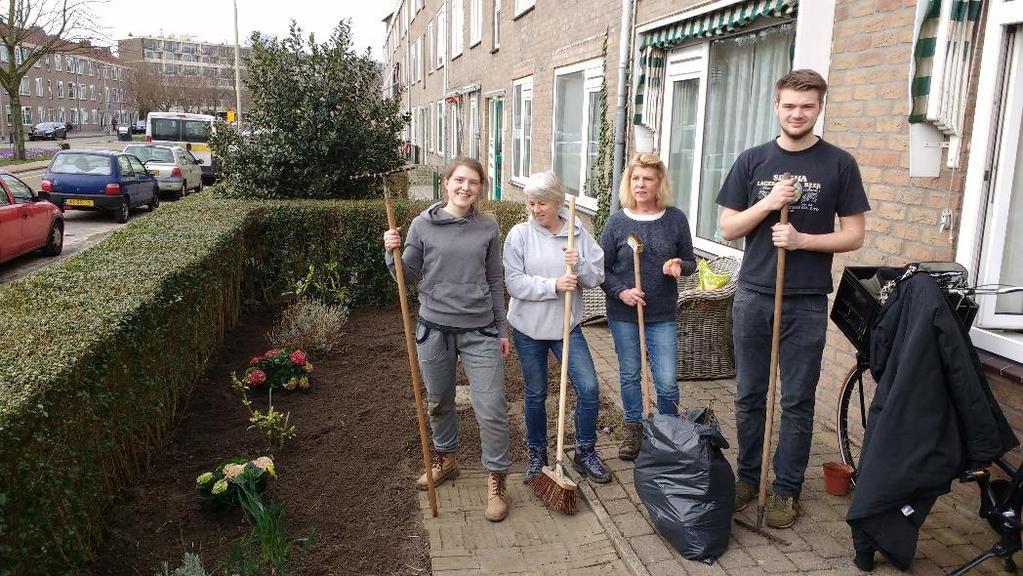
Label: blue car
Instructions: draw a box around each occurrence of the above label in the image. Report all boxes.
[42,150,160,223]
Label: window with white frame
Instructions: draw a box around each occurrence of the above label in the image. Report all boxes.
[55,54,61,71]
[428,21,434,72]
[452,0,464,58]
[436,100,445,157]
[21,106,31,124]
[58,81,64,98]
[960,7,1023,342]
[469,91,480,158]
[450,97,463,157]
[15,46,22,65]
[19,77,29,96]
[35,78,43,97]
[552,57,603,209]
[470,0,483,46]
[421,106,430,154]
[417,36,425,81]
[512,76,533,183]
[47,80,52,99]
[37,107,44,122]
[436,6,446,68]
[493,0,501,50]
[514,0,534,17]
[427,105,434,152]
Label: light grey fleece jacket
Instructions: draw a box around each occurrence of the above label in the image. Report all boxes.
[385,202,507,336]
[503,209,604,340]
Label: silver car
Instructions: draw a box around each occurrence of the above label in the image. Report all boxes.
[123,144,203,200]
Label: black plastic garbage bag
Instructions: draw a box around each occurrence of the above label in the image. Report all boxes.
[634,409,735,564]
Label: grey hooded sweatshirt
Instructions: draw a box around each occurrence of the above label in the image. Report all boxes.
[503,209,604,341]
[385,202,507,336]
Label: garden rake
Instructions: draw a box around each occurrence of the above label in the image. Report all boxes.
[374,168,438,517]
[532,195,579,515]
[627,233,654,417]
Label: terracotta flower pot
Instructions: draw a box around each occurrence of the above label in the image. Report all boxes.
[823,461,855,496]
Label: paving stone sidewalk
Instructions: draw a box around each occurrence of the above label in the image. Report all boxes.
[418,322,1015,575]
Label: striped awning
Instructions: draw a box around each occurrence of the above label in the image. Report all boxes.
[634,0,798,128]
[909,0,983,134]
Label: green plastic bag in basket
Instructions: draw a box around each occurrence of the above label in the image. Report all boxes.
[697,260,731,290]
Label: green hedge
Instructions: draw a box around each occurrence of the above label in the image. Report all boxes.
[0,193,525,575]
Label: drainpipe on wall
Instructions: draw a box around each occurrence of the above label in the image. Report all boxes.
[610,0,635,212]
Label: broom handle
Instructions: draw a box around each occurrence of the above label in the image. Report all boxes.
[385,187,439,518]
[555,196,577,476]
[756,202,789,526]
[634,252,651,418]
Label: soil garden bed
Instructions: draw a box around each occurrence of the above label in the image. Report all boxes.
[88,303,620,575]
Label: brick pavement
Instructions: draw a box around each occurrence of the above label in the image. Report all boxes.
[418,322,1014,575]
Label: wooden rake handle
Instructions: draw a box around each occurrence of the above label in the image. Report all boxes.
[632,250,652,418]
[554,196,577,476]
[384,185,439,517]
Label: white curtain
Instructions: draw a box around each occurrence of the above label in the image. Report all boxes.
[697,23,796,246]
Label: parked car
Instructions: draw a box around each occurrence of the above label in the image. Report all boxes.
[41,150,160,223]
[0,171,63,264]
[131,120,146,134]
[28,121,67,141]
[124,144,204,199]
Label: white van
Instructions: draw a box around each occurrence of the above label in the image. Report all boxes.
[146,112,217,184]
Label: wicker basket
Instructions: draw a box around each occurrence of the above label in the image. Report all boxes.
[580,287,608,325]
[676,256,741,380]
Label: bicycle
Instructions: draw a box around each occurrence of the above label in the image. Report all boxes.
[830,262,1023,574]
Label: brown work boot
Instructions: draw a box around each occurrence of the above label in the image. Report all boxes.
[765,493,799,528]
[734,479,758,512]
[484,472,509,522]
[416,451,459,491]
[618,422,643,461]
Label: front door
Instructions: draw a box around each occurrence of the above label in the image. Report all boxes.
[488,98,503,200]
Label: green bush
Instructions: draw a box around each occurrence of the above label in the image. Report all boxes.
[0,192,525,575]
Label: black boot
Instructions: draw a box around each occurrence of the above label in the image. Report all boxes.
[573,444,612,483]
[523,445,548,484]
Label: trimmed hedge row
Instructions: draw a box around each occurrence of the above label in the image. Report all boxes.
[0,193,525,575]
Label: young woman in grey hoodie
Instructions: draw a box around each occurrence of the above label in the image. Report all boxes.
[503,171,611,485]
[383,157,512,523]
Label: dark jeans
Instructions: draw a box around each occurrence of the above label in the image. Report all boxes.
[732,285,827,498]
[512,326,600,448]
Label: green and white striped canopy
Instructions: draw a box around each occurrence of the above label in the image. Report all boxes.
[634,0,798,127]
[909,0,983,134]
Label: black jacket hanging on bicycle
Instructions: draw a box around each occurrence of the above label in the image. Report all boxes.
[846,272,1018,571]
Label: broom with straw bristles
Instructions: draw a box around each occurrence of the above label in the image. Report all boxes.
[531,195,579,514]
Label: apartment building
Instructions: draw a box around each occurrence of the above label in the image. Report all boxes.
[117,34,251,114]
[1,41,134,139]
[382,0,1023,434]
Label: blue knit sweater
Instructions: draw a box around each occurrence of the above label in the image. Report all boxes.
[599,207,696,323]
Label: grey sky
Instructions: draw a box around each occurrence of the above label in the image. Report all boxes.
[94,1,393,59]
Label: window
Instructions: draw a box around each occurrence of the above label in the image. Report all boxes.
[451,0,464,58]
[0,48,6,63]
[19,78,29,96]
[552,58,603,209]
[89,85,95,101]
[470,0,483,46]
[35,78,43,97]
[428,21,434,72]
[960,10,1023,342]
[47,80,52,99]
[512,76,533,183]
[469,92,480,158]
[493,0,501,50]
[436,6,446,68]
[514,0,534,17]
[15,46,22,65]
[450,98,463,157]
[54,54,61,71]
[2,175,33,204]
[417,36,425,81]
[58,81,64,98]
[423,106,431,154]
[436,100,445,157]
[21,106,31,124]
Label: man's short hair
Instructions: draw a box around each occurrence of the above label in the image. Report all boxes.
[775,69,828,102]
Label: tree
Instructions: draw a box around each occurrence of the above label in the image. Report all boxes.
[0,0,102,159]
[211,20,409,199]
[125,61,174,118]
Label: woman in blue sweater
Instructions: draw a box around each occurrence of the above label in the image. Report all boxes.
[600,153,696,460]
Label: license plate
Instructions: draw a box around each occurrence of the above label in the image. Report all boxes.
[67,199,94,207]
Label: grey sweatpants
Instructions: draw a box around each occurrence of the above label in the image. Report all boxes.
[415,323,512,473]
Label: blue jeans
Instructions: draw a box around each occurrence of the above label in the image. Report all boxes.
[732,286,827,498]
[512,326,600,448]
[607,317,679,423]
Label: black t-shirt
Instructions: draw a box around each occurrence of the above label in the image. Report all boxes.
[716,138,870,294]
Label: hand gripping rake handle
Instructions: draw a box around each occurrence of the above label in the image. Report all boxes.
[756,172,797,528]
[384,180,438,517]
[554,196,577,478]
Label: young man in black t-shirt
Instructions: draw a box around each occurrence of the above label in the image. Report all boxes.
[716,69,870,529]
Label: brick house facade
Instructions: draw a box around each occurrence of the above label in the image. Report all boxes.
[2,42,134,140]
[381,0,1023,437]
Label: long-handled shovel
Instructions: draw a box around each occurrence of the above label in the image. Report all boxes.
[533,195,579,514]
[626,233,653,417]
[383,177,438,517]
[755,172,800,529]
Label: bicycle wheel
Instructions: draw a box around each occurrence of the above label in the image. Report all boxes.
[836,362,878,478]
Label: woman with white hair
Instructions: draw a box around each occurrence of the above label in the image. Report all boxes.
[503,171,611,484]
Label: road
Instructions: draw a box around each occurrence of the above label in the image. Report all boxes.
[0,135,151,285]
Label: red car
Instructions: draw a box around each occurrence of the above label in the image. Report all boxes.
[0,171,63,265]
